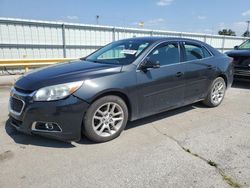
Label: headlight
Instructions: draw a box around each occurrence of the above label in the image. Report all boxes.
[33,81,83,101]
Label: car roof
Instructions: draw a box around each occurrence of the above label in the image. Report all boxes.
[121,36,221,56]
[121,36,204,44]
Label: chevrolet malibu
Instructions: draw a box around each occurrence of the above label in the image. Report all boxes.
[9,37,234,142]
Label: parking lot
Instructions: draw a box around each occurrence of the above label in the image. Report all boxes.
[0,82,250,188]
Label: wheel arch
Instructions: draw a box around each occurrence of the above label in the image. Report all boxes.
[89,90,133,121]
[217,74,228,88]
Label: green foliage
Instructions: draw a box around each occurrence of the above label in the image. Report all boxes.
[218,29,236,36]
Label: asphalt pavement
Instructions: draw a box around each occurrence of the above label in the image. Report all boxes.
[0,82,250,188]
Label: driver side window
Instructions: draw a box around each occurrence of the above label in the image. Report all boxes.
[147,43,180,66]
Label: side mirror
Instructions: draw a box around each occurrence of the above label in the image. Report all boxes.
[234,46,239,50]
[140,58,160,70]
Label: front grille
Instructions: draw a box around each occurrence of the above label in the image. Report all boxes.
[9,97,24,114]
[233,57,250,69]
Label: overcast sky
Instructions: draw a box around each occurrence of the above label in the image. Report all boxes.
[0,0,250,36]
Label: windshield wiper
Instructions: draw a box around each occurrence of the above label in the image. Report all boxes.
[88,59,104,63]
[86,59,121,64]
[80,57,86,61]
[80,58,101,63]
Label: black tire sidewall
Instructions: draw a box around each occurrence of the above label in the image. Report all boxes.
[83,95,128,142]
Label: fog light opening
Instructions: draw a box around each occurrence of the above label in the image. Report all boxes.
[31,122,62,132]
[45,123,54,130]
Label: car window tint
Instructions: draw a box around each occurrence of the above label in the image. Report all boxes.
[98,45,126,59]
[203,47,212,58]
[94,41,150,64]
[239,39,250,49]
[136,43,150,56]
[148,43,180,66]
[184,44,204,61]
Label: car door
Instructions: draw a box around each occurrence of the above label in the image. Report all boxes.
[181,42,215,103]
[136,42,185,118]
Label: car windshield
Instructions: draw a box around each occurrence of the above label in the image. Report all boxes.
[239,39,250,50]
[86,39,152,64]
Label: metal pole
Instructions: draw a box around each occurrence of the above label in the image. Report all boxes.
[204,35,207,43]
[62,24,66,58]
[247,21,250,37]
[96,15,100,25]
[112,27,116,42]
[221,36,225,53]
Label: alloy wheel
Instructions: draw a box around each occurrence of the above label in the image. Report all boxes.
[211,81,225,105]
[92,102,124,137]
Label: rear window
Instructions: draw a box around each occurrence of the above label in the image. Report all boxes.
[184,43,212,61]
[202,47,212,58]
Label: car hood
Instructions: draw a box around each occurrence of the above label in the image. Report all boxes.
[225,50,250,57]
[15,60,122,91]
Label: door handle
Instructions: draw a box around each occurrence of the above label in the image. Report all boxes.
[207,65,213,70]
[176,72,183,77]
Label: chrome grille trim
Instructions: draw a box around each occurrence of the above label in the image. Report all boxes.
[9,96,25,116]
[8,87,35,116]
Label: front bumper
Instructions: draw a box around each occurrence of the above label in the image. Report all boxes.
[8,89,89,142]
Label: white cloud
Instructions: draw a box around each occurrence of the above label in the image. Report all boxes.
[131,18,166,29]
[242,10,250,16]
[188,21,246,36]
[197,16,207,20]
[203,29,213,34]
[218,22,226,30]
[146,18,165,26]
[66,16,79,20]
[232,21,247,34]
[156,0,173,6]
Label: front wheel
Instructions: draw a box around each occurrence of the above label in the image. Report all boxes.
[83,95,128,142]
[203,77,226,107]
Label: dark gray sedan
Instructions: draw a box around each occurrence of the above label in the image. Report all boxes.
[9,37,234,142]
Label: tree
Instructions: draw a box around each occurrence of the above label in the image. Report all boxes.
[218,29,236,36]
[242,31,250,37]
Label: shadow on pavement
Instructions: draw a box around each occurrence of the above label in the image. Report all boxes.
[5,104,199,147]
[125,104,196,130]
[5,119,76,148]
[3,80,249,148]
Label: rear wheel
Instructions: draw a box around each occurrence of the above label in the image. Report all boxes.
[203,77,226,107]
[83,95,128,142]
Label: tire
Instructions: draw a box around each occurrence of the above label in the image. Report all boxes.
[83,95,128,142]
[203,77,226,107]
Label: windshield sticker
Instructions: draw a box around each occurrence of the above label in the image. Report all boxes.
[120,49,137,55]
